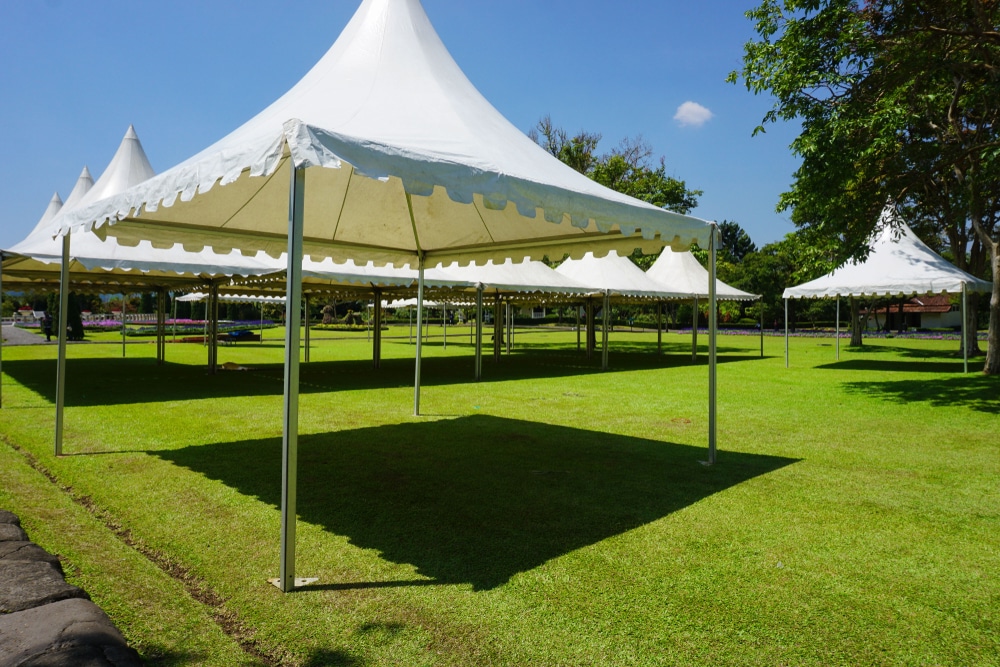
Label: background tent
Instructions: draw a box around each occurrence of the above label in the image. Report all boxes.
[645,247,762,358]
[555,251,688,369]
[51,0,720,590]
[782,205,992,371]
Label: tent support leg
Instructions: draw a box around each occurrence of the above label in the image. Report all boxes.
[475,287,483,380]
[576,305,581,351]
[157,288,166,365]
[304,296,310,364]
[494,295,502,362]
[414,256,426,416]
[601,291,609,371]
[962,283,968,374]
[55,233,70,456]
[836,298,840,361]
[277,166,310,593]
[443,302,447,350]
[759,300,764,358]
[657,302,663,356]
[784,298,789,368]
[706,224,718,465]
[691,297,698,362]
[121,293,127,358]
[373,288,382,369]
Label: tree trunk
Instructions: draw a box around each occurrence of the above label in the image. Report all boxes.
[984,246,1000,375]
[850,297,863,346]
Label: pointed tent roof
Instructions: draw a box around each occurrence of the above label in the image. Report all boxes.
[8,172,89,254]
[783,206,992,299]
[555,251,689,299]
[3,127,278,287]
[56,0,711,267]
[646,247,758,301]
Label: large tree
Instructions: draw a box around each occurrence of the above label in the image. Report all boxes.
[530,117,702,269]
[730,0,1000,373]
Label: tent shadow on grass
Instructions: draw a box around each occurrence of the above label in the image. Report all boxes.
[1,344,744,408]
[154,414,797,591]
[816,359,969,373]
[841,375,1000,414]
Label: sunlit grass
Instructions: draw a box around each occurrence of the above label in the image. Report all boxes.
[1,328,997,666]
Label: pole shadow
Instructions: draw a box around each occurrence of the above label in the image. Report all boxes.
[154,415,797,591]
[816,359,968,373]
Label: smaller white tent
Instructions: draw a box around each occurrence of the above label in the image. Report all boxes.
[781,206,992,371]
[647,247,758,301]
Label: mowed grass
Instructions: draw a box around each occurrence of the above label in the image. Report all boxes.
[0,325,997,666]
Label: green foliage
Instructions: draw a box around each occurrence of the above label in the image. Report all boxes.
[531,118,701,214]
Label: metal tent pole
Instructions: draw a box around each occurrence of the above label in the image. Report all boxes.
[505,302,511,356]
[759,299,764,358]
[121,293,127,357]
[475,286,483,380]
[278,165,306,593]
[586,298,594,360]
[493,294,502,362]
[691,296,698,362]
[208,284,219,374]
[707,224,718,465]
[657,301,663,356]
[172,293,178,343]
[303,296,310,364]
[414,255,426,416]
[259,300,264,345]
[784,298,789,368]
[157,288,166,365]
[962,283,968,374]
[373,288,382,369]
[836,298,840,361]
[55,234,70,456]
[442,301,447,350]
[576,304,581,351]
[601,291,609,370]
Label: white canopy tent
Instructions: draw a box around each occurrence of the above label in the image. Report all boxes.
[555,251,692,369]
[782,206,992,371]
[52,0,719,591]
[645,247,762,358]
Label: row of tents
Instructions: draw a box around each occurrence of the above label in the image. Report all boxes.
[1,0,990,591]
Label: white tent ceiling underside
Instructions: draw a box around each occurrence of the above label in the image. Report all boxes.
[783,207,992,299]
[56,0,711,267]
[646,247,758,301]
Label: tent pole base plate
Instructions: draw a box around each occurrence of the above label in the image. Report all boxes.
[267,577,318,590]
[698,460,715,467]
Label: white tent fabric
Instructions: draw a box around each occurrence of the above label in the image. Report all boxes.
[177,292,286,304]
[555,251,689,299]
[783,208,992,299]
[55,0,711,266]
[647,247,758,301]
[3,127,279,285]
[436,258,595,296]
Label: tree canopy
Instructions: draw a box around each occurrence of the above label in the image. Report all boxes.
[730,0,1000,373]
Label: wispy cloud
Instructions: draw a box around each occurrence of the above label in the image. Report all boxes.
[673,101,713,128]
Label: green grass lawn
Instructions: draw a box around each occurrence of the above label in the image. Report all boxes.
[1,326,997,666]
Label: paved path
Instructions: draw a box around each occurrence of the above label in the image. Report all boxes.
[1,325,51,346]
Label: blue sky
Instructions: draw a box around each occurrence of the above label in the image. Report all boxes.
[0,0,801,253]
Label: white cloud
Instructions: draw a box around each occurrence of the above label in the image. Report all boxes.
[673,101,713,128]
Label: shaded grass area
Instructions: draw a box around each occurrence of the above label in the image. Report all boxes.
[1,329,998,665]
[157,416,794,591]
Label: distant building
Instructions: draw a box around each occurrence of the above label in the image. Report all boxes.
[862,294,959,331]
